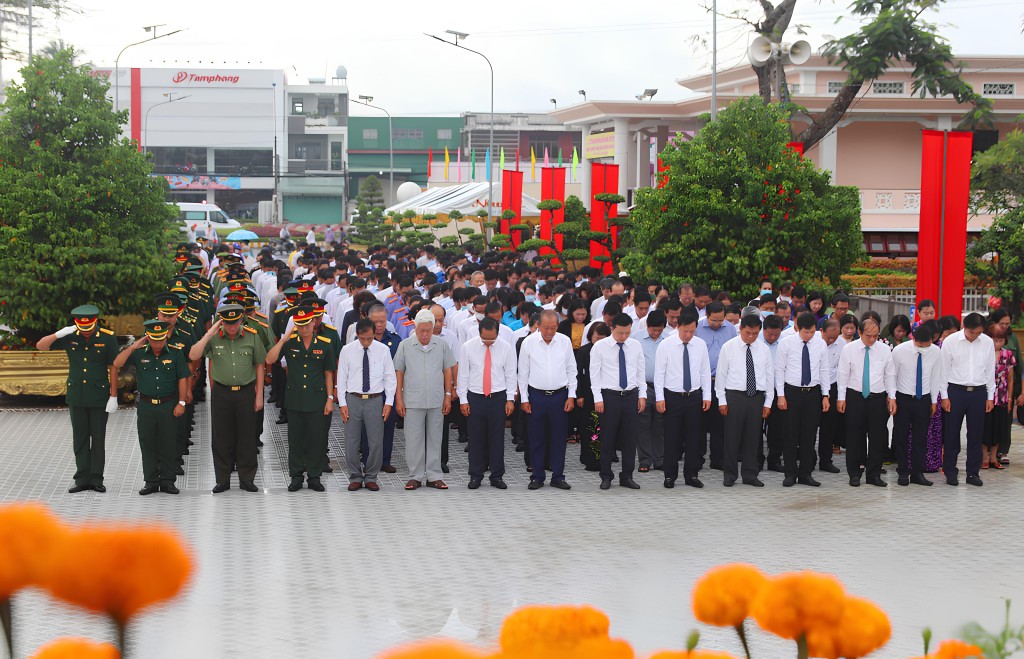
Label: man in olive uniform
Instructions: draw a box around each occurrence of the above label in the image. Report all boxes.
[189,303,267,493]
[233,289,274,449]
[36,305,120,493]
[266,305,335,492]
[270,285,300,423]
[156,293,197,465]
[114,320,191,495]
[307,295,340,472]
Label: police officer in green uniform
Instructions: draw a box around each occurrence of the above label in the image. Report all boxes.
[156,292,198,463]
[306,295,340,472]
[189,303,267,493]
[228,289,274,450]
[37,305,120,493]
[114,320,190,495]
[270,284,300,424]
[266,305,335,492]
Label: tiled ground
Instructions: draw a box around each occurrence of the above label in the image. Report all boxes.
[1,397,1022,658]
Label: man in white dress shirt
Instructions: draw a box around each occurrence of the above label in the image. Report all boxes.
[716,314,774,487]
[891,325,943,486]
[837,317,896,487]
[336,318,397,491]
[775,312,831,487]
[654,308,712,488]
[590,314,647,490]
[941,312,996,487]
[816,318,844,473]
[457,318,517,490]
[519,310,577,490]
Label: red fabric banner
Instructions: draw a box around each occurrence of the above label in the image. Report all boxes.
[130,68,142,150]
[540,167,566,260]
[590,162,619,274]
[939,131,974,320]
[501,169,524,250]
[916,130,945,313]
[427,148,432,181]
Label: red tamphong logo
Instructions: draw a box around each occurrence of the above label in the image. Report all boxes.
[172,71,188,83]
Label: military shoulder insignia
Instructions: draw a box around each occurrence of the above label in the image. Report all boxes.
[99,328,115,335]
[243,326,257,334]
[316,336,331,344]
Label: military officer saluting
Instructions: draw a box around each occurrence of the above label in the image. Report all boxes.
[37,305,120,493]
[266,305,336,492]
[114,320,191,495]
[156,292,198,464]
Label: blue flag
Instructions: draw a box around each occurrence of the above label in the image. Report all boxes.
[485,148,492,181]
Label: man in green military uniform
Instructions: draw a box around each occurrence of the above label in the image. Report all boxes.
[156,292,198,463]
[189,303,267,493]
[306,294,340,472]
[36,305,120,493]
[266,305,335,492]
[114,320,190,495]
[270,284,300,424]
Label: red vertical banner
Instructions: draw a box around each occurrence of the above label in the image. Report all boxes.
[590,162,619,274]
[540,167,566,260]
[427,148,433,181]
[786,141,805,157]
[916,130,944,313]
[939,131,974,320]
[500,169,523,250]
[130,68,142,150]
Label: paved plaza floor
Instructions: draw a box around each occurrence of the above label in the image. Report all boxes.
[1,398,1022,658]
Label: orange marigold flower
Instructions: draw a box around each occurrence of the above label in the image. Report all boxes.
[650,650,738,659]
[910,639,985,659]
[497,605,633,659]
[749,571,846,641]
[376,639,488,659]
[0,503,69,599]
[804,596,891,659]
[691,563,768,627]
[45,525,193,624]
[30,637,119,659]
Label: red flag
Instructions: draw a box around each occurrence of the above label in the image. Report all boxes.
[427,148,432,181]
[515,148,520,172]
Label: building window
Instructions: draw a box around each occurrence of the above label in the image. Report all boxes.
[872,81,905,95]
[213,149,272,176]
[148,147,207,175]
[827,81,845,94]
[291,98,304,114]
[362,128,377,140]
[393,128,423,140]
[786,83,800,95]
[983,82,1015,96]
[437,128,453,140]
[973,130,999,155]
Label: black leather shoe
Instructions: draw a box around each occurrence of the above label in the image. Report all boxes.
[528,480,544,490]
[709,462,724,470]
[187,439,194,446]
[743,478,765,487]
[468,478,482,490]
[212,483,230,493]
[767,462,785,473]
[550,479,571,490]
[139,485,159,496]
[161,483,180,495]
[620,478,640,489]
[897,475,910,486]
[91,484,107,493]
[256,440,263,447]
[849,476,861,487]
[966,474,983,487]
[287,478,303,492]
[684,477,704,489]
[323,464,334,474]
[275,416,288,425]
[490,479,508,489]
[182,448,190,455]
[307,478,325,492]
[818,463,840,474]
[663,478,675,489]
[239,481,259,492]
[867,477,888,487]
[600,477,612,490]
[911,473,933,486]
[946,476,959,486]
[798,476,821,487]
[514,444,524,452]
[783,476,796,487]
[175,466,185,476]
[723,477,736,487]
[442,463,450,474]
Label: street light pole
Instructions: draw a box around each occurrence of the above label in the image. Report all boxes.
[426,31,494,225]
[272,82,279,203]
[711,0,718,121]
[351,96,393,207]
[114,27,184,114]
[143,93,189,154]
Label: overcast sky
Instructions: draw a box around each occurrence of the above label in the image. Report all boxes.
[4,0,1022,115]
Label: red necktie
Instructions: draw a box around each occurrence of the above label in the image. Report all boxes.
[483,343,492,396]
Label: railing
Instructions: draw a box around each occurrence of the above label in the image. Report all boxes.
[848,287,989,323]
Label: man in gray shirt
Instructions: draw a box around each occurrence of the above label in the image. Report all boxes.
[394,309,456,490]
[637,309,667,471]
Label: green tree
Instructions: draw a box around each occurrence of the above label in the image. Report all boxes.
[624,96,862,299]
[356,174,385,210]
[0,48,175,340]
[967,130,1024,322]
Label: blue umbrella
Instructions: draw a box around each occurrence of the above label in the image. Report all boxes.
[226,229,259,241]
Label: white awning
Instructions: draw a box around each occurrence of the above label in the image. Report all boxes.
[384,182,540,217]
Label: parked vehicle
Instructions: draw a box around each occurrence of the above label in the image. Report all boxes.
[171,202,242,236]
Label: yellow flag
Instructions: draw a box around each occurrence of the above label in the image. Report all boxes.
[530,147,536,180]
[444,147,450,180]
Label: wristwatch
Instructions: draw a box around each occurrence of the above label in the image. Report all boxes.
[327,395,334,401]
[177,400,187,406]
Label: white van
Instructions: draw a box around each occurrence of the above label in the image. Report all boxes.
[172,202,242,235]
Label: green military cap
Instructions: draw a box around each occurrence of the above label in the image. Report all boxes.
[309,298,328,316]
[143,319,171,341]
[283,287,299,296]
[184,264,204,273]
[173,292,189,305]
[217,304,245,323]
[154,293,184,314]
[298,291,317,302]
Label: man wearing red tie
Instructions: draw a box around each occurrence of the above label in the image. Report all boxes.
[457,317,517,489]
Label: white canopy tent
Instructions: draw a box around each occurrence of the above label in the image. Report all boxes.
[384,182,541,217]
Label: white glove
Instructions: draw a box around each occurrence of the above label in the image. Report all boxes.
[284,317,295,336]
[105,396,118,413]
[55,325,76,338]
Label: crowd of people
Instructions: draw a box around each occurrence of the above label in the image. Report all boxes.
[37,235,1021,494]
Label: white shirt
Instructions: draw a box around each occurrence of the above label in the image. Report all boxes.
[653,333,712,402]
[775,333,831,397]
[438,327,462,363]
[457,337,518,400]
[590,296,609,320]
[518,331,578,402]
[588,336,646,403]
[714,337,775,408]
[511,325,532,344]
[891,341,944,403]
[462,319,514,346]
[836,339,897,401]
[940,330,996,400]
[824,336,843,386]
[336,340,397,400]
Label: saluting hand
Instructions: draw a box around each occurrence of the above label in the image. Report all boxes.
[209,319,224,334]
[132,335,149,350]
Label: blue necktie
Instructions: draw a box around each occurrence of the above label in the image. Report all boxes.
[683,342,692,392]
[618,342,627,389]
[362,347,370,393]
[915,352,923,400]
[801,341,811,386]
[862,347,871,399]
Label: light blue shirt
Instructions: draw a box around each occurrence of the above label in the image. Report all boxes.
[695,318,737,375]
[760,334,780,365]
[638,332,664,384]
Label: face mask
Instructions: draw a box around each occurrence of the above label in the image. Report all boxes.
[525,295,537,303]
[760,289,772,296]
[474,312,485,321]
[760,311,772,320]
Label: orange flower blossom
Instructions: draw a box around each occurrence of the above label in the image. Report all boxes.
[804,596,891,659]
[749,571,846,641]
[691,563,768,627]
[0,503,69,599]
[496,604,633,659]
[650,651,739,659]
[30,637,120,659]
[910,639,985,659]
[376,639,488,659]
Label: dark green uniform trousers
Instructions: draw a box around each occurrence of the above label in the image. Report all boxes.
[137,399,178,486]
[288,409,324,479]
[211,382,258,485]
[69,405,107,487]
[177,403,193,456]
